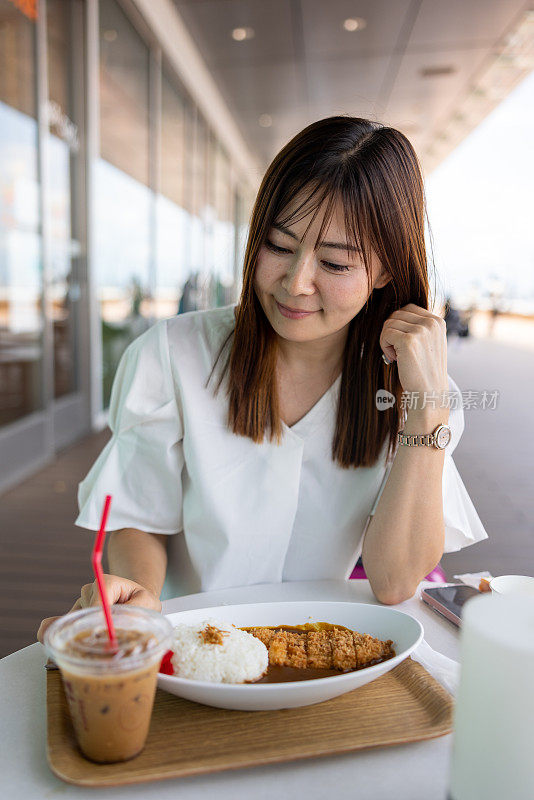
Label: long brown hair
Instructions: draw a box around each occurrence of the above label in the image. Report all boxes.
[209,116,434,469]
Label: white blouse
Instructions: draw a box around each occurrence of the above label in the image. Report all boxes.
[75,304,488,600]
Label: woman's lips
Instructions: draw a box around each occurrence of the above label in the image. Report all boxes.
[275,301,318,320]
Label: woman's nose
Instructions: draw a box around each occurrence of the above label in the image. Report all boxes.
[281,252,316,296]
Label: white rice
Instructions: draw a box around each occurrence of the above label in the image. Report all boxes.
[170,618,268,683]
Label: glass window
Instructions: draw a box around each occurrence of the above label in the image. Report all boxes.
[188,112,207,308]
[46,0,84,399]
[97,0,152,407]
[155,69,190,318]
[160,70,186,208]
[99,0,149,187]
[210,138,235,306]
[0,1,43,427]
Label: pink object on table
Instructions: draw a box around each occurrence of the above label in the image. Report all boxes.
[349,563,368,580]
[424,565,447,582]
[349,562,446,582]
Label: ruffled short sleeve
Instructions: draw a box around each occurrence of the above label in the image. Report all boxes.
[75,320,185,534]
[442,374,488,552]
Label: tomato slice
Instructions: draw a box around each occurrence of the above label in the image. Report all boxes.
[159,649,174,675]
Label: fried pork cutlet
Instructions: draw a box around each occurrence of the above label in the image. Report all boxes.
[248,627,394,671]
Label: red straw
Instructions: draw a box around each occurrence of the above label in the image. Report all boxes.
[91,494,117,650]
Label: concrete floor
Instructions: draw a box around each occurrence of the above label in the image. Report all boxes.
[440,334,534,579]
[0,430,110,658]
[1,333,532,658]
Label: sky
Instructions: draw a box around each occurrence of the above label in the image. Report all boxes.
[425,68,534,309]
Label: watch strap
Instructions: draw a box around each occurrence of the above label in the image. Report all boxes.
[397,431,435,447]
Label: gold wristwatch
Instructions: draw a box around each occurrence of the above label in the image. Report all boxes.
[397,423,452,450]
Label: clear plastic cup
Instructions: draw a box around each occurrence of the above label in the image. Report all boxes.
[44,605,172,763]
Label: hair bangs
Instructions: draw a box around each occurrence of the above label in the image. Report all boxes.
[274,180,332,238]
[342,179,375,296]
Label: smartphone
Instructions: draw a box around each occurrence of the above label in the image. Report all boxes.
[421,584,479,627]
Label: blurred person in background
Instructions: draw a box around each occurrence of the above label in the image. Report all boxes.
[487,275,506,338]
[444,296,462,338]
[444,296,470,345]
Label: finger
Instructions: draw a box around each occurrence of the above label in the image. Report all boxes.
[398,306,446,329]
[390,309,432,325]
[124,589,162,612]
[80,582,96,607]
[37,615,60,645]
[384,320,420,334]
[87,574,140,606]
[381,321,418,357]
[381,341,397,361]
[82,576,125,607]
[385,316,445,343]
[381,322,428,362]
[102,575,136,605]
[401,303,435,317]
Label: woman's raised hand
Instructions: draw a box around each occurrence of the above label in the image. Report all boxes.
[380,303,448,400]
[36,574,162,645]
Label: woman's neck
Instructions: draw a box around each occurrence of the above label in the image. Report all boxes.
[276,328,347,381]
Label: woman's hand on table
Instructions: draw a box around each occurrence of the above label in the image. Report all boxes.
[36,574,162,644]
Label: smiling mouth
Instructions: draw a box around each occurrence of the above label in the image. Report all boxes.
[276,301,318,314]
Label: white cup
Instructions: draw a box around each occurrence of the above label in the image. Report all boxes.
[448,593,534,800]
[489,574,534,597]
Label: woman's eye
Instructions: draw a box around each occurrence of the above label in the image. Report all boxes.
[322,261,350,273]
[265,240,350,272]
[265,240,292,254]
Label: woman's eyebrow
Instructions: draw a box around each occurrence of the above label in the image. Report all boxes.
[272,223,361,253]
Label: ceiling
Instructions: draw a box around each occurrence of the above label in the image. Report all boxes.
[171,0,532,175]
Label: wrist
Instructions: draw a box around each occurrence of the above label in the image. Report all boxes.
[107,530,167,600]
[404,407,450,433]
[135,580,159,598]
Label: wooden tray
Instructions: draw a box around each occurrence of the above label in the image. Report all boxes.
[47,657,453,787]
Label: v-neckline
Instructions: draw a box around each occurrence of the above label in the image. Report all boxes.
[281,372,342,436]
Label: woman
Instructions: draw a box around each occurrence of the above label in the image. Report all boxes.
[38,117,487,641]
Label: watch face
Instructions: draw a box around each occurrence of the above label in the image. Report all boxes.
[436,426,451,449]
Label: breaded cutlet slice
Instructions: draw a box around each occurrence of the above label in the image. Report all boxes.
[331,628,357,670]
[249,627,394,670]
[266,630,289,666]
[286,632,307,669]
[268,631,307,668]
[306,630,333,669]
[249,627,277,647]
[353,632,394,668]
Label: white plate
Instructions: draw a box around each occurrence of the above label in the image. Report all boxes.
[158,601,423,710]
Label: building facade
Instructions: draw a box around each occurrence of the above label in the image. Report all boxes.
[0,0,258,493]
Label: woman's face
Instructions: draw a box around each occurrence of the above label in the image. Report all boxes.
[253,192,390,350]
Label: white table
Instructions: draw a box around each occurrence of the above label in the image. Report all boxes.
[0,580,459,799]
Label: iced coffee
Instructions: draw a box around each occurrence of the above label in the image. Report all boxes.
[44,606,172,763]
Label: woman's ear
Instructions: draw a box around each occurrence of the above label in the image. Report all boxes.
[374,270,392,290]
